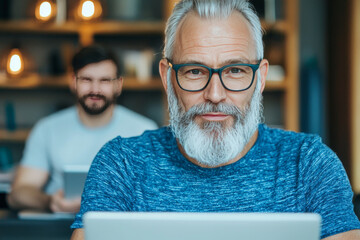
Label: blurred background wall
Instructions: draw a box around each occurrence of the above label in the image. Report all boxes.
[0,0,359,193]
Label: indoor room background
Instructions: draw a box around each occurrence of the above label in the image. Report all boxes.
[0,0,359,196]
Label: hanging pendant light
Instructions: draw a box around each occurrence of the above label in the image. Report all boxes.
[6,48,24,77]
[35,0,57,22]
[77,0,102,21]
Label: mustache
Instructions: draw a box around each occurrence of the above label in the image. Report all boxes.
[183,102,246,123]
[81,94,106,101]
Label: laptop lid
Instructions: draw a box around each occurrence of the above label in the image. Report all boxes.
[84,212,321,240]
[63,165,89,199]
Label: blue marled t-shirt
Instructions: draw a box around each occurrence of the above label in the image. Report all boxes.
[72,124,360,238]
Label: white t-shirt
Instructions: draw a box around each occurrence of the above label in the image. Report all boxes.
[21,106,158,194]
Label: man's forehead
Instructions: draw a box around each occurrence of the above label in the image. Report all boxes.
[173,11,256,63]
[177,10,252,37]
[78,60,117,76]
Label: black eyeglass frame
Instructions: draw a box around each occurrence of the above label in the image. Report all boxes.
[167,58,262,92]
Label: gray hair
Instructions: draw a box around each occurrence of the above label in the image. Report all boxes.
[163,0,264,60]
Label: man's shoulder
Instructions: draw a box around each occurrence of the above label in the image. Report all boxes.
[109,126,173,148]
[258,124,326,158]
[260,124,321,145]
[99,126,174,161]
[113,105,158,129]
[33,106,77,129]
[258,125,338,177]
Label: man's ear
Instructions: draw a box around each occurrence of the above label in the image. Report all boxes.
[115,76,124,97]
[159,58,169,93]
[259,59,269,93]
[69,74,77,93]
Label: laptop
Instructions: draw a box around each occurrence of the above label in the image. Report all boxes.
[63,165,89,199]
[84,212,321,240]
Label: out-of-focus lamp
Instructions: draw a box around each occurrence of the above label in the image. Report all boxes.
[35,0,57,22]
[6,48,24,77]
[78,0,102,21]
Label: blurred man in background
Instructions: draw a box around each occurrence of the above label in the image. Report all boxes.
[7,45,157,213]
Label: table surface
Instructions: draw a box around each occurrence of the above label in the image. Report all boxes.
[0,210,74,240]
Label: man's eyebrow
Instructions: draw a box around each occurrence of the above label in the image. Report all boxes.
[175,60,206,65]
[176,58,252,66]
[77,75,92,79]
[77,75,116,79]
[221,58,252,65]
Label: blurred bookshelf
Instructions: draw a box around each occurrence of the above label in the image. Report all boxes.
[0,0,168,167]
[0,129,30,143]
[0,74,163,90]
[0,20,165,35]
[0,0,299,166]
[251,0,299,131]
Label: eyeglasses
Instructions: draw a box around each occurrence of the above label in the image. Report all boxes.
[167,59,261,92]
[76,76,118,85]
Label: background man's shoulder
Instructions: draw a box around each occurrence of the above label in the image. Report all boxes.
[114,105,158,128]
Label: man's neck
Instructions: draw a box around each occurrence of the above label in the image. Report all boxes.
[76,104,115,128]
[177,129,259,168]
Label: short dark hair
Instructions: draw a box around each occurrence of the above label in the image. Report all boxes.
[71,45,121,77]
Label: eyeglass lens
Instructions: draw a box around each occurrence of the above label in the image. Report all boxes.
[177,65,254,91]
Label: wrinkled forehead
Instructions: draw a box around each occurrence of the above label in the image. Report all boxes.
[173,10,257,61]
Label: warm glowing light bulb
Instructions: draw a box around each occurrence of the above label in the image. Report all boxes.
[78,0,102,21]
[7,49,24,76]
[35,0,55,21]
[39,1,52,18]
[10,55,21,73]
[82,1,95,18]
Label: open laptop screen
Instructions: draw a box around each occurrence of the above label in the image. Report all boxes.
[63,165,89,199]
[84,212,321,240]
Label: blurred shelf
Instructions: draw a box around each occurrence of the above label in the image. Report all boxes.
[261,20,288,32]
[123,78,164,90]
[0,73,286,92]
[0,20,285,35]
[0,74,68,89]
[90,21,165,35]
[0,129,30,143]
[265,80,286,91]
[0,20,165,35]
[0,74,163,91]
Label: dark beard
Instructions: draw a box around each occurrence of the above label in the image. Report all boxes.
[78,94,113,115]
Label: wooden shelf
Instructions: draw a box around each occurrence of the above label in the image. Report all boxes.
[0,73,287,92]
[123,78,164,90]
[0,129,30,143]
[0,20,165,35]
[265,80,286,91]
[261,20,289,33]
[0,74,163,91]
[90,21,165,35]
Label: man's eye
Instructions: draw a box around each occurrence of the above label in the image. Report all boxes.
[185,67,206,75]
[189,69,201,74]
[230,68,242,73]
[179,66,207,78]
[101,79,111,82]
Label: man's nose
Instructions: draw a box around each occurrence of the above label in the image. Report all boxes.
[203,73,227,103]
[90,80,101,92]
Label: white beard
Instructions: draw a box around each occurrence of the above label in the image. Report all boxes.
[167,69,263,167]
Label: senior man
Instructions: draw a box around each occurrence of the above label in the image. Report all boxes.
[70,0,360,239]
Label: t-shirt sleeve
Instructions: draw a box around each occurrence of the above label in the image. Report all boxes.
[300,136,360,238]
[71,138,134,229]
[21,120,50,171]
